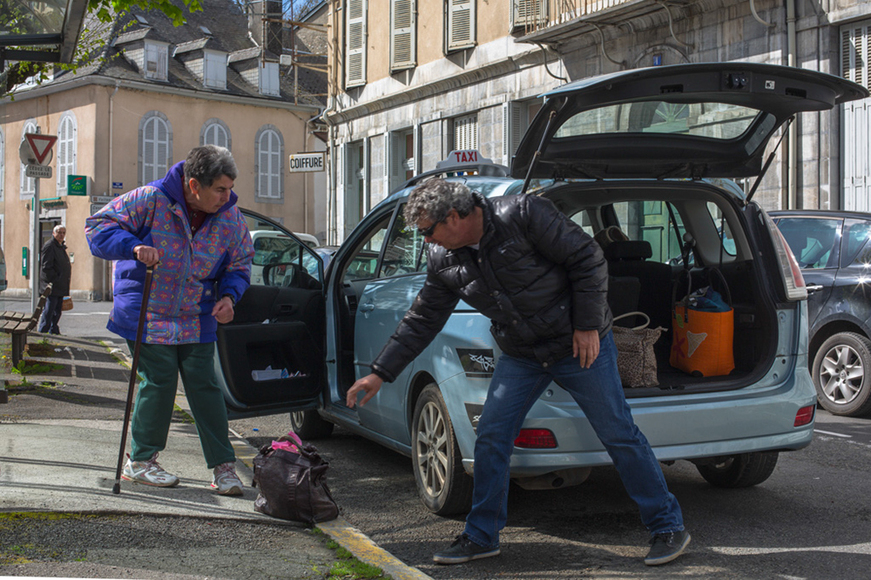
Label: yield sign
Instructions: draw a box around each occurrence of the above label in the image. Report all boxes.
[25,133,58,165]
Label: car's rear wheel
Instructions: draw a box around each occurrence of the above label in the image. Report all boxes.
[289,410,334,439]
[411,385,473,515]
[696,452,779,488]
[812,332,871,417]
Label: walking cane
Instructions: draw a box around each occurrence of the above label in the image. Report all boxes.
[112,263,156,495]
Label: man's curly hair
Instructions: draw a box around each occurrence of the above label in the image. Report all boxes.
[403,178,477,228]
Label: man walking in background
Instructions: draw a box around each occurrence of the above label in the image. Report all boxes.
[85,145,254,495]
[38,225,71,335]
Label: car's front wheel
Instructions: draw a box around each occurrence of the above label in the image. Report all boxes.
[696,452,779,488]
[289,409,334,439]
[813,332,871,417]
[411,385,473,515]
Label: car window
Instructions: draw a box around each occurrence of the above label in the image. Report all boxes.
[843,219,871,266]
[776,217,841,269]
[610,201,684,264]
[342,214,390,283]
[706,202,736,257]
[379,208,427,277]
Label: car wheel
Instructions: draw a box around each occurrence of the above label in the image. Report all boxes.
[289,410,334,440]
[812,332,871,417]
[411,385,473,516]
[696,452,779,488]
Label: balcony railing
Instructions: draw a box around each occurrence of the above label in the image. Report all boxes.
[513,0,690,46]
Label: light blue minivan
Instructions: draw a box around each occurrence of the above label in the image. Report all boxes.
[217,62,868,515]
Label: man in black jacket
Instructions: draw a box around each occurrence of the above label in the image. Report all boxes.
[346,179,689,567]
[38,225,71,334]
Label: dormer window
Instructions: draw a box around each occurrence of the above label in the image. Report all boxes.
[144,41,169,81]
[204,50,227,89]
[260,62,280,96]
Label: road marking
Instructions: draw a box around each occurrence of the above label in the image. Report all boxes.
[712,541,871,555]
[814,429,852,438]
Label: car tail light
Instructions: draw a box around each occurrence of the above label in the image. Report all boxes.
[761,211,807,301]
[794,405,815,427]
[514,429,558,448]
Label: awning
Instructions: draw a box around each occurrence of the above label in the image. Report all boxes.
[0,0,89,64]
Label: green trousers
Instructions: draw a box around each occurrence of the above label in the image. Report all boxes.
[127,341,235,469]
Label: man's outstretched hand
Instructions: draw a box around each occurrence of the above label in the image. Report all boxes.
[346,373,383,408]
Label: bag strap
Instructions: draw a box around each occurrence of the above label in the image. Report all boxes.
[704,267,733,307]
[613,311,650,331]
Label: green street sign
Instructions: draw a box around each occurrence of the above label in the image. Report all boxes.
[67,175,89,196]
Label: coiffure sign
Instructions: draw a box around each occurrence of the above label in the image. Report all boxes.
[288,152,325,173]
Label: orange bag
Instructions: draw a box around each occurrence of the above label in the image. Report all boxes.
[669,269,734,377]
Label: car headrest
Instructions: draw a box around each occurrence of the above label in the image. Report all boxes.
[604,240,653,261]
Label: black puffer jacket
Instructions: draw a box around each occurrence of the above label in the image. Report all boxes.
[371,193,612,382]
[39,238,71,297]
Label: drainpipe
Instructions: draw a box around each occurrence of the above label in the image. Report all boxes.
[105,81,120,301]
[323,0,340,245]
[787,0,797,209]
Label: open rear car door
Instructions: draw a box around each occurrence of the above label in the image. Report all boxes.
[217,209,325,418]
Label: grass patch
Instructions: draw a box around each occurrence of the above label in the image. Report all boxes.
[311,532,391,580]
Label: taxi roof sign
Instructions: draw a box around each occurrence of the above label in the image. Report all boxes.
[436,150,495,170]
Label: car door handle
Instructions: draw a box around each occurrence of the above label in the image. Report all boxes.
[806,284,824,293]
[359,303,375,313]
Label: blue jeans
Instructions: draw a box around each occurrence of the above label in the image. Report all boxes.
[463,331,684,549]
[38,294,63,334]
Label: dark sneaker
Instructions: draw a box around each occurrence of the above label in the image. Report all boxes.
[644,529,691,566]
[433,534,500,565]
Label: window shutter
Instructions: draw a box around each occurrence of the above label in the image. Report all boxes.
[346,0,367,87]
[842,23,870,89]
[391,0,415,71]
[511,0,546,29]
[502,102,523,164]
[448,0,475,51]
[453,115,478,150]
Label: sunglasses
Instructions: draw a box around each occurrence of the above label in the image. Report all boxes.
[417,218,444,238]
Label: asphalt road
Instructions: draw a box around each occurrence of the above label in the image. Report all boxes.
[17,296,871,579]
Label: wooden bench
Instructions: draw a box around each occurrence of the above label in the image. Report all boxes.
[1,285,52,367]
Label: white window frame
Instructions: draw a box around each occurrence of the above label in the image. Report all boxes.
[452,114,478,151]
[202,119,230,149]
[56,112,77,194]
[256,127,283,200]
[345,0,368,88]
[260,61,280,96]
[203,50,228,90]
[20,121,37,199]
[144,41,169,81]
[140,113,171,185]
[447,0,475,52]
[390,0,416,72]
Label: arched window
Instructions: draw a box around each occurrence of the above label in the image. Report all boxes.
[139,112,172,185]
[20,121,37,199]
[56,112,77,194]
[255,126,283,201]
[201,119,231,150]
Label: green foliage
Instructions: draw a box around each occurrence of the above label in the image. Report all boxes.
[88,0,204,26]
[10,359,63,378]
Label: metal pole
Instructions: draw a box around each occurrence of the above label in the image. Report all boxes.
[30,157,40,314]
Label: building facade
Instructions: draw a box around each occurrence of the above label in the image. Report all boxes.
[323,0,871,243]
[0,0,327,299]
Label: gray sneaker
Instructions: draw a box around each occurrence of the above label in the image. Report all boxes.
[644,529,691,566]
[121,453,180,487]
[211,462,243,496]
[433,534,500,565]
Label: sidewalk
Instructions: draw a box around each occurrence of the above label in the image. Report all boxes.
[0,333,430,579]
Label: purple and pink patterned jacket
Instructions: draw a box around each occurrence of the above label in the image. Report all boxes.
[85,161,254,344]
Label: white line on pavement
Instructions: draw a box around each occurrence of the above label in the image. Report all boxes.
[814,429,852,438]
